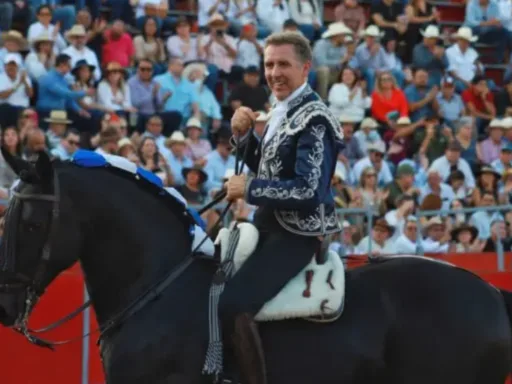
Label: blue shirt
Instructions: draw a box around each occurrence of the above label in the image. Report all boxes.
[196,84,222,120]
[165,150,193,186]
[204,150,236,192]
[153,73,198,117]
[436,93,464,122]
[404,84,434,122]
[465,0,501,27]
[37,69,85,112]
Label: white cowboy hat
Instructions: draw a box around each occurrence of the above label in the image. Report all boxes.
[44,110,73,124]
[185,117,202,129]
[367,141,386,154]
[361,25,384,38]
[182,62,209,80]
[32,31,54,44]
[65,24,87,39]
[208,13,228,26]
[501,117,512,129]
[165,131,186,146]
[424,216,445,230]
[2,30,28,50]
[118,137,135,149]
[489,118,504,128]
[255,111,269,122]
[321,22,352,39]
[396,116,411,125]
[452,26,478,42]
[420,25,441,39]
[360,117,379,130]
[339,114,358,123]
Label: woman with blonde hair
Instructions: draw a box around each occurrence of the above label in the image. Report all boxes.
[370,71,408,126]
[97,62,137,117]
[355,166,387,215]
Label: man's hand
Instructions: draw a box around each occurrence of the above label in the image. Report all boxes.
[231,106,259,136]
[224,174,248,201]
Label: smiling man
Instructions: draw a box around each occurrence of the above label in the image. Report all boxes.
[221,31,344,384]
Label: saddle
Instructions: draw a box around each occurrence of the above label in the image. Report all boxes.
[214,222,346,323]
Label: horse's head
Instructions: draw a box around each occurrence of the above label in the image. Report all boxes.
[0,149,82,327]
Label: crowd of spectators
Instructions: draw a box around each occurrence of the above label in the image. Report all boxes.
[0,0,511,256]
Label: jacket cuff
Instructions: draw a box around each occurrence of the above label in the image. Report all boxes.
[244,174,255,202]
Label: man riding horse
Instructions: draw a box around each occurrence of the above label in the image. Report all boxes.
[222,31,344,384]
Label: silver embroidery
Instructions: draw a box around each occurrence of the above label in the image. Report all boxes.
[285,101,343,141]
[275,207,339,235]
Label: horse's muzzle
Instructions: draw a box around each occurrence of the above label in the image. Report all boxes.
[0,289,25,327]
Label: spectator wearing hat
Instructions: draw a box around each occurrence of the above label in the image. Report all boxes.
[287,0,324,41]
[355,218,395,255]
[437,77,464,127]
[95,126,121,156]
[117,137,138,164]
[256,0,290,33]
[62,24,101,81]
[313,22,354,99]
[0,53,33,128]
[37,54,95,126]
[27,6,67,54]
[450,223,481,252]
[352,117,382,156]
[199,14,238,80]
[446,27,484,92]
[328,66,371,122]
[164,130,193,186]
[44,110,72,149]
[176,165,209,206]
[477,119,505,164]
[429,141,476,188]
[404,68,439,123]
[204,129,238,191]
[338,115,364,166]
[0,30,26,74]
[502,117,512,144]
[24,32,55,81]
[404,0,440,58]
[385,194,416,240]
[229,66,269,113]
[465,0,512,62]
[394,216,421,254]
[154,57,201,131]
[197,0,230,30]
[182,62,222,134]
[412,25,448,87]
[133,17,167,75]
[419,168,456,211]
[353,141,393,187]
[50,128,81,160]
[97,62,136,117]
[233,24,264,74]
[102,20,135,68]
[447,171,471,204]
[184,117,212,164]
[472,165,501,206]
[462,75,496,135]
[370,71,408,125]
[422,216,450,253]
[491,142,512,174]
[137,136,174,186]
[469,191,504,240]
[385,162,419,209]
[384,116,425,165]
[334,0,366,35]
[412,115,452,164]
[482,217,512,252]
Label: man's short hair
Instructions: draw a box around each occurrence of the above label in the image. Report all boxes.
[55,54,71,67]
[99,126,120,145]
[63,128,80,139]
[264,31,312,63]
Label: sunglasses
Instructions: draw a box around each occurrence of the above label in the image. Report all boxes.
[139,67,153,72]
[39,11,52,16]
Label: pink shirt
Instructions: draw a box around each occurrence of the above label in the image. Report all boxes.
[479,138,502,165]
[201,34,237,73]
[102,30,135,67]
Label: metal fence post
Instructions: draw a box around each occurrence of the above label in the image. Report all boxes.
[82,284,90,384]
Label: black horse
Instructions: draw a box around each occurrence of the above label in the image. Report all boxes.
[0,150,511,384]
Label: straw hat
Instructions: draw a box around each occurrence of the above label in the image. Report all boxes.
[185,117,203,130]
[452,27,478,42]
[361,25,384,38]
[118,137,135,150]
[321,22,352,39]
[420,25,441,39]
[44,110,72,124]
[32,32,54,45]
[165,131,186,146]
[208,13,228,27]
[182,62,209,80]
[1,30,27,50]
[65,24,87,40]
[477,165,501,179]
[360,117,379,130]
[424,216,445,231]
[105,61,127,74]
[339,114,359,123]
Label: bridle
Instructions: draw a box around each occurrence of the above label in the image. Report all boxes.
[0,129,252,350]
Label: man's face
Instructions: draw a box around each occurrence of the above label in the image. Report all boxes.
[4,62,17,78]
[428,172,441,187]
[501,150,512,164]
[176,22,190,37]
[76,10,92,28]
[62,133,80,154]
[369,150,383,165]
[492,222,507,239]
[264,44,310,101]
[171,142,186,157]
[445,149,460,163]
[50,123,67,136]
[138,62,154,81]
[372,227,389,243]
[59,60,72,75]
[29,133,46,152]
[400,174,414,189]
[217,142,231,157]
[474,80,488,95]
[364,36,375,46]
[442,83,455,98]
[146,118,163,135]
[244,72,260,87]
[428,224,445,241]
[71,35,86,49]
[111,21,124,38]
[423,36,436,48]
[490,127,504,141]
[414,70,428,88]
[343,123,354,139]
[404,221,417,241]
[457,38,469,51]
[37,7,52,24]
[169,59,184,77]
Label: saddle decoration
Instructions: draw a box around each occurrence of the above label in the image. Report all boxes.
[70,150,215,257]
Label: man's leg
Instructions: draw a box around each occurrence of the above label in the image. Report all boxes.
[220,228,320,384]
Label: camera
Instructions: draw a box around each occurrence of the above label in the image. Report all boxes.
[216,30,224,38]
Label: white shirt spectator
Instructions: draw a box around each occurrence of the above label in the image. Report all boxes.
[353,130,382,156]
[198,0,231,27]
[0,50,24,74]
[234,38,264,69]
[355,236,395,255]
[446,43,481,83]
[497,0,512,30]
[428,155,476,188]
[62,45,101,81]
[419,182,456,211]
[97,82,133,111]
[328,84,371,122]
[394,234,419,254]
[24,52,50,80]
[0,72,32,107]
[288,0,322,26]
[166,35,201,62]
[422,237,449,253]
[384,209,405,240]
[226,0,258,24]
[352,157,393,186]
[256,0,290,33]
[27,22,67,54]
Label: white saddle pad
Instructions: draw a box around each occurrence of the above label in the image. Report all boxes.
[215,223,346,322]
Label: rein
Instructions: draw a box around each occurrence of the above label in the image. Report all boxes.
[4,128,253,350]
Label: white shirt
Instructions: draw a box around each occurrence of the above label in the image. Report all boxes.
[256,0,290,32]
[166,35,201,62]
[353,130,382,156]
[136,0,166,18]
[422,237,449,253]
[24,52,50,80]
[446,43,481,83]
[355,235,395,255]
[384,209,405,241]
[288,0,322,26]
[428,155,476,188]
[97,81,133,111]
[352,157,393,187]
[419,182,456,211]
[62,45,101,81]
[227,0,258,23]
[394,234,419,254]
[0,72,32,107]
[328,84,371,122]
[497,0,512,30]
[27,22,67,54]
[234,39,264,69]
[198,0,230,27]
[263,82,308,144]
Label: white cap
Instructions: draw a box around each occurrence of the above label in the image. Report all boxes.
[489,118,504,128]
[4,53,21,66]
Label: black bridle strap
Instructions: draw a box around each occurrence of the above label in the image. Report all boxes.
[28,299,92,334]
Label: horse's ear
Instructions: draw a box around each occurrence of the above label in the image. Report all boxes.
[1,146,32,176]
[35,151,53,185]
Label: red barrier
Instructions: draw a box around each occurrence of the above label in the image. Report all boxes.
[1,255,511,384]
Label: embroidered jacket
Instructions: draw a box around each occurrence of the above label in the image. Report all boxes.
[234,84,344,236]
